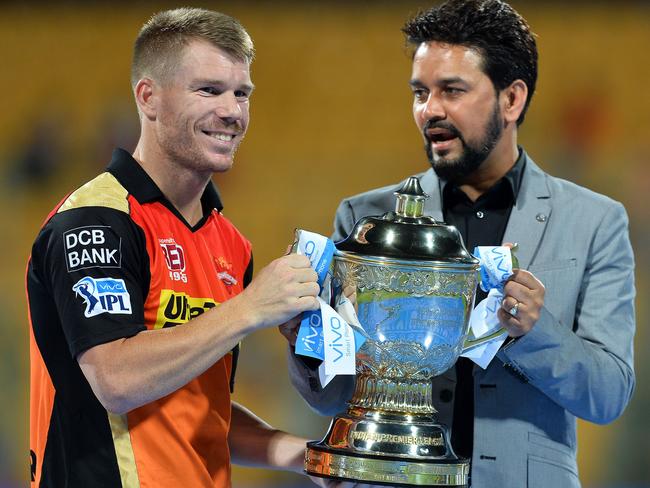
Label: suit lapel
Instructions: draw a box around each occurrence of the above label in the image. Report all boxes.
[502,156,551,270]
[413,159,551,270]
[420,168,445,222]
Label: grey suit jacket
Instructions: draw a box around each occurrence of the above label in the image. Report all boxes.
[288,152,636,488]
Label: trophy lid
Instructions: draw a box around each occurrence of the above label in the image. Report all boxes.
[336,176,478,265]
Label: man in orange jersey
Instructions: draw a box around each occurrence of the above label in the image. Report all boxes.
[28,8,354,488]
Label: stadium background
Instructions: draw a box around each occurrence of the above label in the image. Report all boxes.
[0,1,648,487]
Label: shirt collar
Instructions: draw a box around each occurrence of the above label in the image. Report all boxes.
[106,148,224,212]
[505,147,526,200]
[439,146,527,202]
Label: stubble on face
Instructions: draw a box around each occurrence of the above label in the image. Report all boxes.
[425,98,503,183]
[154,41,251,177]
[157,109,245,176]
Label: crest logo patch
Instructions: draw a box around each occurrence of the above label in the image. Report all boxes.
[72,276,132,318]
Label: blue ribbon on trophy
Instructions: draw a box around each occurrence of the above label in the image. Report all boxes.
[459,246,514,368]
[293,230,516,381]
[293,230,366,386]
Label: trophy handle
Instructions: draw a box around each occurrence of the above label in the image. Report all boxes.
[461,327,508,353]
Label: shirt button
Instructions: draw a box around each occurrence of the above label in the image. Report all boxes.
[536,213,547,222]
[476,211,485,219]
[440,389,453,403]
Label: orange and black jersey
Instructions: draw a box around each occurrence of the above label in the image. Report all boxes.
[28,148,253,488]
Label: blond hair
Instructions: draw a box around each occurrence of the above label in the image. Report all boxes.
[131,7,254,88]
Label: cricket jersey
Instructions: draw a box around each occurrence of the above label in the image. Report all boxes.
[28,148,253,487]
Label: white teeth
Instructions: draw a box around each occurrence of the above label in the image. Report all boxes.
[206,132,234,141]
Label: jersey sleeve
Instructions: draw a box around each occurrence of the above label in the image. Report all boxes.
[29,205,149,358]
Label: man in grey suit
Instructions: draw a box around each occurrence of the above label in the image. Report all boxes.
[282,1,636,487]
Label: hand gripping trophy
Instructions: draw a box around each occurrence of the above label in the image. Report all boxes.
[305,177,504,487]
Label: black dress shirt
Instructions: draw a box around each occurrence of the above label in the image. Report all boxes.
[442,150,526,459]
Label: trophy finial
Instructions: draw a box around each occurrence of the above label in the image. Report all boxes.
[394,176,429,218]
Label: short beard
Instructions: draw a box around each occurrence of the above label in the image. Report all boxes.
[425,100,503,183]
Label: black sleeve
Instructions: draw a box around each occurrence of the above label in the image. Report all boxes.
[30,206,149,358]
[243,252,253,288]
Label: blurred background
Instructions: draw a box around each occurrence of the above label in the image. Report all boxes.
[1,1,648,487]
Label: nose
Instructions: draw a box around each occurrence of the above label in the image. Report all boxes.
[421,93,446,122]
[214,91,242,124]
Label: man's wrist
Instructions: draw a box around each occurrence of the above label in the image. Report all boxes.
[213,294,260,335]
[270,433,308,473]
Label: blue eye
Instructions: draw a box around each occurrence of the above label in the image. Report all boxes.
[199,87,221,95]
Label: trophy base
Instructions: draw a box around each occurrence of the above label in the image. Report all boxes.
[304,408,469,486]
[306,442,468,486]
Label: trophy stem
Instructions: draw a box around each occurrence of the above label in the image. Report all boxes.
[350,374,437,415]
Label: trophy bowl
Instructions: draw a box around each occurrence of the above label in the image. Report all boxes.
[305,177,496,487]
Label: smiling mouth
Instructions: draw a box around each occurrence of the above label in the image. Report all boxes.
[201,131,237,142]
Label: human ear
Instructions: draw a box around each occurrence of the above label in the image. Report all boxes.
[134,78,157,120]
[501,80,528,125]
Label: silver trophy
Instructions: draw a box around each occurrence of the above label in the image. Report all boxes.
[305,177,504,486]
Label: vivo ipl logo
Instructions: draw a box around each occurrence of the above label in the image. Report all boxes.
[488,247,511,283]
[328,316,345,363]
[300,311,322,354]
[72,277,132,318]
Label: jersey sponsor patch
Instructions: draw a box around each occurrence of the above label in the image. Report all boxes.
[154,289,217,328]
[72,276,132,317]
[159,238,188,283]
[214,256,238,286]
[64,226,122,272]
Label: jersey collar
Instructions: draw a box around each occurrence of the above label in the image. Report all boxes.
[106,148,224,213]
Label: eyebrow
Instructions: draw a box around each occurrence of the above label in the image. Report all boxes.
[439,77,466,85]
[409,77,469,88]
[193,79,255,92]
